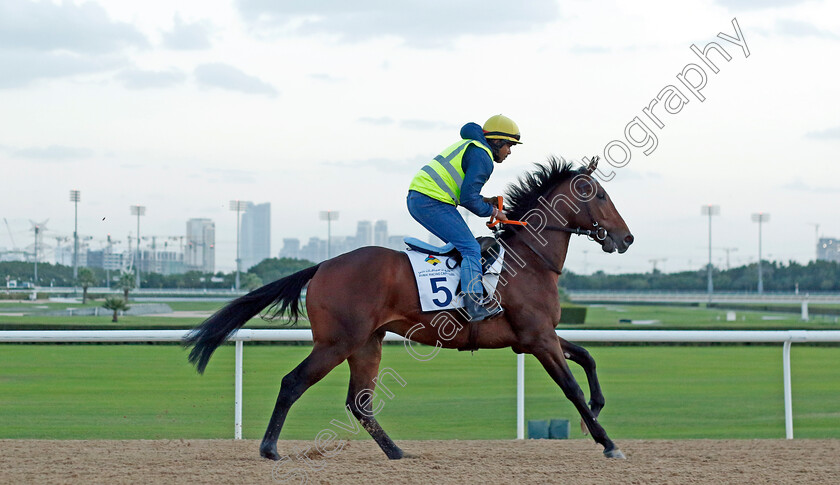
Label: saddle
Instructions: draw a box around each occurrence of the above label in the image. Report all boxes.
[403,236,502,274]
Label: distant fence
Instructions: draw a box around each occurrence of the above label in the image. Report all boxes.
[2,329,839,440]
[568,291,840,304]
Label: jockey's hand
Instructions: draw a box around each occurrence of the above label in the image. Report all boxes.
[493,207,509,222]
[483,196,503,208]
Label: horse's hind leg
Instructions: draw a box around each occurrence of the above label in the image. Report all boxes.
[532,338,625,459]
[560,338,605,434]
[259,343,349,461]
[345,331,404,459]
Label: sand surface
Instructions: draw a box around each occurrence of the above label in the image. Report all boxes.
[2,439,839,484]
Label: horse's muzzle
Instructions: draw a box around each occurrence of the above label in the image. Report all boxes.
[603,232,634,254]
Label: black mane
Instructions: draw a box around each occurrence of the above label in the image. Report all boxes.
[501,157,582,237]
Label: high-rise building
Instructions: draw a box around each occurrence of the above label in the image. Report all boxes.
[374,220,388,247]
[299,237,326,263]
[186,218,215,273]
[818,238,840,262]
[388,235,407,252]
[241,202,271,271]
[279,238,300,259]
[355,220,373,248]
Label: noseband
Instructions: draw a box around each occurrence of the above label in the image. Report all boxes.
[543,221,608,241]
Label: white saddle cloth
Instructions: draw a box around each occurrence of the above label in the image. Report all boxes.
[403,247,505,312]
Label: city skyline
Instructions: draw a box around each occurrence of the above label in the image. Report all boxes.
[1,0,839,275]
[2,205,838,277]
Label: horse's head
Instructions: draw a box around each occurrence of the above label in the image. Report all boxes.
[548,157,634,254]
[571,157,633,253]
[504,157,634,256]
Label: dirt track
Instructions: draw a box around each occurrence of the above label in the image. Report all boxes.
[2,439,838,484]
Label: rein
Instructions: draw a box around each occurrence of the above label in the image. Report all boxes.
[506,222,607,275]
[486,195,610,274]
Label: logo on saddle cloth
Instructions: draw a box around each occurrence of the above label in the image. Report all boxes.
[424,255,441,265]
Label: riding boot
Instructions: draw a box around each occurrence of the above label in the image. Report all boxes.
[464,293,503,322]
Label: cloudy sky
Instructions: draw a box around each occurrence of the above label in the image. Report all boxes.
[1,0,838,275]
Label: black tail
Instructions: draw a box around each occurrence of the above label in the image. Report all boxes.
[184,264,321,373]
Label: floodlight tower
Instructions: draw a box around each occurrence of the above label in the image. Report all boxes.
[130,205,146,289]
[807,223,820,261]
[701,205,720,302]
[69,190,81,279]
[33,223,40,285]
[751,213,770,293]
[319,211,340,260]
[230,200,251,291]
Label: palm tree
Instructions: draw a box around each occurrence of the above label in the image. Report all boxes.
[77,268,97,305]
[118,271,136,300]
[102,296,130,323]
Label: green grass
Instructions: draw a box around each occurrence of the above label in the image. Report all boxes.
[3,300,839,330]
[559,304,840,330]
[1,344,837,440]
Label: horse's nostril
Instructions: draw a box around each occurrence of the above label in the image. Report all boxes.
[624,234,634,245]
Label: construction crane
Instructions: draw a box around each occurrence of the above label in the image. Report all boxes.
[718,247,738,270]
[649,258,667,273]
[3,218,17,249]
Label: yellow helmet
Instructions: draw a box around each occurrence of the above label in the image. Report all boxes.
[483,114,522,144]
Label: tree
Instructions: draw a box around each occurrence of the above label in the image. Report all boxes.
[118,271,136,300]
[77,268,97,304]
[248,258,315,284]
[102,296,130,323]
[240,273,263,291]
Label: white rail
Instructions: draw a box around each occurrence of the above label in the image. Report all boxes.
[2,329,839,440]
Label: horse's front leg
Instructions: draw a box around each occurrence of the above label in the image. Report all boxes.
[531,335,625,459]
[559,337,605,435]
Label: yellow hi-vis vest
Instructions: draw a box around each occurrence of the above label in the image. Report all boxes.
[408,139,493,206]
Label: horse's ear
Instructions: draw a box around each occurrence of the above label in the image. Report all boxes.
[584,156,600,175]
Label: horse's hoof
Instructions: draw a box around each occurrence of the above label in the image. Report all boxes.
[386,448,404,460]
[260,443,280,461]
[604,448,626,459]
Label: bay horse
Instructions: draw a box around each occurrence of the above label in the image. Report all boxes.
[185,156,634,460]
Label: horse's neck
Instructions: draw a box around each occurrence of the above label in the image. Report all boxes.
[509,230,572,275]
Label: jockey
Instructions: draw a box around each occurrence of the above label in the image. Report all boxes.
[407,114,521,321]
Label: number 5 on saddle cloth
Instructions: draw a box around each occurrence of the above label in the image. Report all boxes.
[403,236,505,312]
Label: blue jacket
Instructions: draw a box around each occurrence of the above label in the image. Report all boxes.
[458,122,496,218]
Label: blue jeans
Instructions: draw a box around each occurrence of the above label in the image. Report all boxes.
[407,191,483,295]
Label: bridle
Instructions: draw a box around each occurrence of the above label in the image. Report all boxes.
[486,156,611,274]
[542,222,607,241]
[494,221,609,275]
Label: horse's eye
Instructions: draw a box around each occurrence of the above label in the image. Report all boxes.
[597,192,606,200]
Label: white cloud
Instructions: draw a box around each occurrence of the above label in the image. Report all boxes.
[194,63,278,96]
[805,127,840,140]
[0,50,125,88]
[775,19,840,39]
[10,145,94,161]
[780,178,840,193]
[715,0,810,9]
[358,116,395,126]
[116,68,187,89]
[0,0,147,54]
[399,119,458,131]
[0,0,145,88]
[163,15,213,50]
[235,0,559,47]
